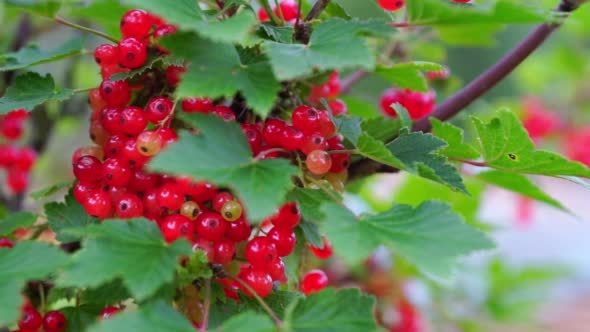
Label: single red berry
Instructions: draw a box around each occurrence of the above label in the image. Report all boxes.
[102,158,132,187]
[213,105,236,122]
[272,202,300,229]
[146,96,174,123]
[5,108,29,121]
[103,134,126,158]
[154,24,178,39]
[100,306,121,319]
[241,124,263,155]
[83,190,112,218]
[330,153,350,173]
[275,0,300,22]
[114,193,143,218]
[245,236,278,268]
[317,110,336,137]
[120,9,152,39]
[309,237,333,259]
[43,310,67,332]
[279,125,304,151]
[309,72,341,103]
[181,98,214,113]
[14,147,37,171]
[100,64,129,80]
[0,117,24,140]
[268,258,287,283]
[212,192,234,212]
[390,301,424,332]
[225,217,251,242]
[157,182,185,211]
[118,37,148,69]
[262,118,287,147]
[177,178,216,202]
[120,139,149,169]
[0,144,18,167]
[18,306,43,331]
[0,237,14,248]
[72,145,103,164]
[105,185,128,202]
[129,170,160,193]
[159,214,194,243]
[238,266,273,298]
[268,228,296,257]
[306,150,332,175]
[155,127,178,147]
[257,8,269,22]
[195,212,228,242]
[121,106,148,136]
[380,88,436,120]
[328,99,348,116]
[165,65,185,87]
[73,181,99,203]
[218,278,240,300]
[300,269,329,295]
[7,169,29,194]
[143,188,165,219]
[212,240,236,264]
[73,155,103,183]
[301,133,328,155]
[94,44,119,66]
[377,0,405,11]
[100,107,124,135]
[292,105,322,134]
[99,79,131,107]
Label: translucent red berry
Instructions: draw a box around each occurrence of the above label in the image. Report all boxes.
[300,269,329,295]
[306,150,332,175]
[275,0,300,22]
[268,258,287,283]
[195,212,227,242]
[226,217,251,242]
[100,306,121,319]
[268,228,296,257]
[14,147,36,171]
[242,124,263,154]
[118,37,148,69]
[157,182,185,211]
[121,106,148,136]
[377,0,405,11]
[245,236,278,268]
[7,169,29,194]
[165,65,185,87]
[121,139,149,168]
[159,214,194,243]
[262,118,287,147]
[102,158,132,187]
[43,310,67,332]
[99,79,131,107]
[309,237,333,259]
[302,133,328,155]
[94,44,119,66]
[213,105,236,122]
[120,9,152,39]
[238,266,273,298]
[380,88,436,120]
[292,105,322,134]
[114,193,143,218]
[212,240,236,264]
[19,306,43,331]
[272,202,300,229]
[181,98,214,113]
[73,155,103,183]
[83,190,112,218]
[146,96,174,123]
[328,99,348,116]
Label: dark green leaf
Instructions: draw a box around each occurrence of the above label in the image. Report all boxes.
[45,193,99,243]
[5,0,61,17]
[431,118,480,160]
[61,305,103,332]
[358,132,405,169]
[213,311,274,332]
[259,24,294,43]
[0,72,74,114]
[360,117,400,142]
[334,116,363,145]
[0,38,84,72]
[80,279,131,308]
[0,212,36,236]
[376,62,444,92]
[392,103,412,130]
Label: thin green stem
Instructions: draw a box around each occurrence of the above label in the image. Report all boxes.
[55,16,118,43]
[73,87,94,94]
[230,276,283,326]
[258,0,282,25]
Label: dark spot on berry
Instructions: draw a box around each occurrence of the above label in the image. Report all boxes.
[120,202,128,210]
[291,205,298,214]
[180,224,188,234]
[224,211,233,219]
[313,137,322,144]
[157,103,165,112]
[104,86,112,94]
[126,52,135,60]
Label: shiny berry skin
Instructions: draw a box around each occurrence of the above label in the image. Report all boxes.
[120,9,152,39]
[106,185,128,202]
[143,189,164,219]
[156,127,178,147]
[268,258,287,283]
[185,181,217,203]
[380,88,436,120]
[245,236,278,268]
[279,125,304,151]
[165,65,185,87]
[100,306,121,319]
[242,124,263,154]
[317,110,336,137]
[213,105,236,122]
[268,228,296,256]
[272,202,300,229]
[102,158,132,187]
[330,152,350,173]
[103,134,125,158]
[212,192,234,212]
[328,99,348,116]
[258,8,269,22]
[300,269,329,295]
[73,181,99,203]
[94,44,119,66]
[121,106,148,136]
[72,145,103,164]
[309,237,333,259]
[306,150,332,175]
[99,79,131,107]
[83,190,112,218]
[43,310,67,332]
[100,107,125,136]
[180,201,201,220]
[220,200,243,222]
[90,120,109,146]
[146,96,174,123]
[100,63,129,80]
[226,217,251,242]
[19,306,43,331]
[118,37,147,69]
[0,117,24,140]
[114,193,143,218]
[7,169,28,194]
[195,212,227,242]
[292,105,322,134]
[309,72,341,103]
[377,0,405,11]
[212,240,236,264]
[157,183,185,211]
[154,24,178,39]
[14,147,36,171]
[302,133,328,155]
[275,0,299,22]
[0,237,14,248]
[136,130,163,156]
[262,118,287,147]
[159,214,194,243]
[238,267,273,298]
[73,155,103,183]
[181,98,214,113]
[121,139,149,168]
[128,170,159,193]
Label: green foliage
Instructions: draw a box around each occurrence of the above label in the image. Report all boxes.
[59,218,191,301]
[0,211,36,236]
[150,113,298,221]
[0,38,84,71]
[319,201,494,279]
[45,193,99,243]
[5,0,61,17]
[0,72,74,113]
[30,181,72,200]
[0,242,69,326]
[377,62,445,92]
[213,311,274,332]
[177,250,212,286]
[431,118,480,160]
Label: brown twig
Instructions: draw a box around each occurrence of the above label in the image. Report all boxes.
[305,0,331,21]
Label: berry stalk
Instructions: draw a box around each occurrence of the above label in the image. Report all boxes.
[55,16,119,43]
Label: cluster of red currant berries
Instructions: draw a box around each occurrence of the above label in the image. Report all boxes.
[0,109,37,195]
[17,302,66,332]
[380,88,436,120]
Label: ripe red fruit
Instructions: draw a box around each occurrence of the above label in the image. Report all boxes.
[155,127,178,147]
[0,117,24,140]
[179,179,217,203]
[100,306,121,319]
[245,236,278,268]
[213,105,236,122]
[300,269,329,295]
[272,202,300,229]
[99,79,131,107]
[94,44,119,66]
[521,97,561,140]
[120,139,149,169]
[262,118,287,147]
[309,237,333,259]
[301,133,328,155]
[7,169,28,194]
[238,267,273,298]
[268,228,296,257]
[317,110,336,137]
[212,192,234,212]
[18,306,43,331]
[328,99,348,116]
[73,155,103,183]
[181,98,214,113]
[0,237,14,248]
[121,106,148,136]
[275,0,299,22]
[279,125,304,151]
[43,310,67,332]
[242,124,263,154]
[195,212,228,242]
[143,189,164,219]
[292,105,322,134]
[146,96,174,123]
[309,71,341,103]
[83,190,112,218]
[102,158,132,187]
[0,145,18,167]
[165,65,185,87]
[257,8,269,22]
[380,88,436,120]
[330,152,350,173]
[212,240,236,264]
[159,214,194,243]
[120,9,152,39]
[157,182,185,211]
[13,148,35,172]
[377,0,405,11]
[118,37,147,69]
[390,301,424,332]
[114,193,144,218]
[268,258,287,283]
[225,217,252,242]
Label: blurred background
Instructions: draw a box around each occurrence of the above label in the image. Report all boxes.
[1,0,590,331]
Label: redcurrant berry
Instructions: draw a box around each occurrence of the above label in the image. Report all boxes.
[136,130,163,156]
[245,236,278,268]
[100,306,121,319]
[43,310,67,332]
[73,155,103,183]
[120,9,152,39]
[300,269,329,295]
[94,44,119,66]
[102,158,132,187]
[114,193,143,218]
[377,0,405,11]
[309,237,333,259]
[272,202,300,229]
[181,98,214,113]
[99,79,131,107]
[268,228,296,257]
[146,96,174,123]
[212,240,236,264]
[157,182,185,211]
[238,266,273,298]
[195,212,227,242]
[225,217,251,242]
[159,214,194,243]
[83,190,112,219]
[18,306,43,331]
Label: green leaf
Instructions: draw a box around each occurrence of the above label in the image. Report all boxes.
[121,0,256,43]
[30,180,72,200]
[320,201,494,278]
[150,114,297,221]
[111,56,169,82]
[392,103,412,130]
[263,18,394,80]
[0,38,84,72]
[0,242,69,326]
[177,250,212,286]
[285,288,378,332]
[331,0,390,20]
[45,193,99,243]
[0,212,36,236]
[59,218,191,301]
[334,116,363,145]
[477,170,567,212]
[288,188,335,224]
[87,301,194,332]
[70,0,131,38]
[388,131,467,192]
[376,62,444,92]
[161,33,280,117]
[357,133,405,169]
[360,117,400,142]
[5,0,61,17]
[214,311,274,332]
[60,305,103,332]
[80,279,131,308]
[431,118,480,160]
[0,72,74,114]
[407,0,552,26]
[259,24,294,43]
[473,111,590,178]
